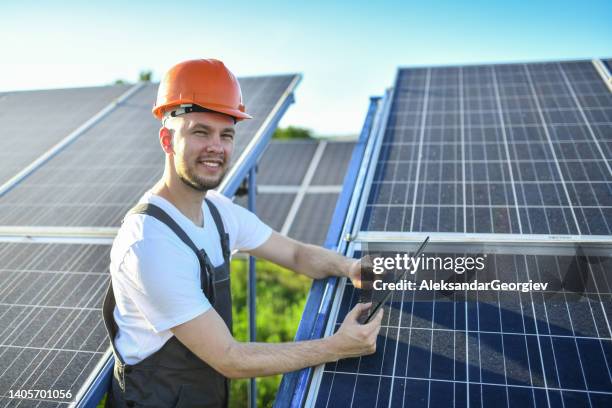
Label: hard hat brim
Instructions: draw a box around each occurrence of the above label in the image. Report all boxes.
[153,101,252,121]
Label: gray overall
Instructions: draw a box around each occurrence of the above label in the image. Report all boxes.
[103,199,232,408]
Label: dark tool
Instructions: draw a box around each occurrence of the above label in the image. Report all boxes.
[363,236,430,324]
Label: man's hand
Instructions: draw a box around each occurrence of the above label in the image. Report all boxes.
[173,302,383,378]
[347,259,363,288]
[346,256,375,290]
[328,302,383,360]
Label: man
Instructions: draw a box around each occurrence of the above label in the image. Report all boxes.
[103,59,383,408]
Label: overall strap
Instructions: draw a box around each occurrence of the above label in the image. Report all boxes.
[204,198,230,262]
[127,203,216,303]
[128,203,200,255]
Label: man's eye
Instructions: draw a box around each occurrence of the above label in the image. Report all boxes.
[194,131,207,136]
[222,134,234,140]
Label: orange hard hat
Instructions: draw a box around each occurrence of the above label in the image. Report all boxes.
[152,59,252,121]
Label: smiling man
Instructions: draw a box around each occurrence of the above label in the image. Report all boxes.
[102,59,383,408]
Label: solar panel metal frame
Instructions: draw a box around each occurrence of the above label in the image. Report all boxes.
[592,59,612,92]
[299,87,410,405]
[351,88,396,238]
[275,96,384,407]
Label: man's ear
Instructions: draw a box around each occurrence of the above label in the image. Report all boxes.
[159,127,174,154]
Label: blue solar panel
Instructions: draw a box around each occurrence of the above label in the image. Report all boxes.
[305,59,612,408]
[361,60,612,235]
[314,252,612,407]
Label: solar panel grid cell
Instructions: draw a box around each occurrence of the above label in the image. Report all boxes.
[288,193,340,245]
[311,142,357,186]
[234,193,296,232]
[257,141,318,185]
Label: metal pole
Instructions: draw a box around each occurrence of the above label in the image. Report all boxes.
[247,166,257,408]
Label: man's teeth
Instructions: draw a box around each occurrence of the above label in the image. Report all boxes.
[201,161,221,167]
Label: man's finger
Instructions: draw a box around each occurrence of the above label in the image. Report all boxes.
[375,308,384,324]
[346,302,372,321]
[358,279,372,291]
[365,309,384,330]
[355,256,374,290]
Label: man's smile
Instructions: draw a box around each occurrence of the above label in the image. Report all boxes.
[197,157,225,170]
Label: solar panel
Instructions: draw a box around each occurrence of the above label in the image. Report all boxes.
[0,75,299,228]
[299,59,612,408]
[313,247,612,407]
[0,242,111,408]
[361,61,611,235]
[0,85,130,187]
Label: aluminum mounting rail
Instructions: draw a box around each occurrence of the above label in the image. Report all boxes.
[355,231,612,257]
[592,58,612,93]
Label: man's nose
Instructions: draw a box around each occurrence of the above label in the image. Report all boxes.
[205,135,224,154]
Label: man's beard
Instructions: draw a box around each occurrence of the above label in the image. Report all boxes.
[177,159,228,191]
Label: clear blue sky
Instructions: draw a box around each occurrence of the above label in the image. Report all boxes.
[1,0,610,136]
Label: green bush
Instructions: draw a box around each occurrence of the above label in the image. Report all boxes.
[229,259,310,408]
[139,70,152,82]
[272,126,313,140]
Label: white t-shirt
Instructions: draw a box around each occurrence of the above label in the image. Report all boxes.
[110,190,272,364]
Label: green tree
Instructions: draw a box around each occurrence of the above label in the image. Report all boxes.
[272,126,313,140]
[229,259,310,408]
[139,70,153,82]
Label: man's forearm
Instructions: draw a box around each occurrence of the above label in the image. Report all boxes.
[293,243,354,280]
[248,233,356,281]
[173,298,380,381]
[222,336,340,379]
